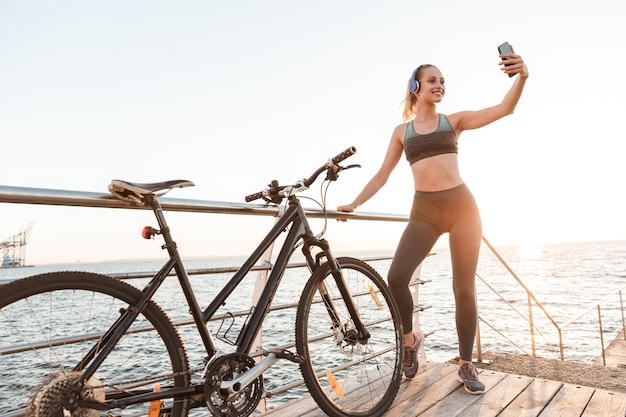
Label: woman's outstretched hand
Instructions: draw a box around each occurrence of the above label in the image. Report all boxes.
[499,46,529,78]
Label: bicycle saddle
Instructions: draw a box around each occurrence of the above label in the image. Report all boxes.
[109,179,194,204]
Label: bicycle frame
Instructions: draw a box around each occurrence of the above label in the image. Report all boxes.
[76,188,368,410]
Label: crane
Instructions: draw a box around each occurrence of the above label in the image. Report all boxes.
[1,221,34,267]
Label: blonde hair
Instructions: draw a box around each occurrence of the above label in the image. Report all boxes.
[401,64,437,122]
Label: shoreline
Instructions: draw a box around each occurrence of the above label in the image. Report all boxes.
[448,352,626,393]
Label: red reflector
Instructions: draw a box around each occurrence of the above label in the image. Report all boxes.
[142,226,152,239]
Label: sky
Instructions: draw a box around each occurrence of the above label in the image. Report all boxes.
[1,1,625,265]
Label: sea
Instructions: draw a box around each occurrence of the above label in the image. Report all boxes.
[1,239,625,411]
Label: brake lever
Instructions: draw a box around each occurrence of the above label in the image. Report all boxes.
[261,180,284,205]
[325,163,361,181]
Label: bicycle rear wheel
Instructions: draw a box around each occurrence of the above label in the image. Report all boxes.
[295,257,403,417]
[0,271,191,417]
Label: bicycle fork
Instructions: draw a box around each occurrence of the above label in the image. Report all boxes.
[303,236,371,344]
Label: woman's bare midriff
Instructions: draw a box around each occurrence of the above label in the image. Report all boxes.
[410,153,464,192]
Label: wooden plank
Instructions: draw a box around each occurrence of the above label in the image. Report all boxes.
[461,373,534,416]
[265,394,321,417]
[416,371,505,417]
[582,388,626,417]
[538,384,595,416]
[497,378,563,417]
[268,370,401,417]
[299,368,408,417]
[386,363,467,417]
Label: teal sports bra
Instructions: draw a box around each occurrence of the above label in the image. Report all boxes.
[404,114,458,165]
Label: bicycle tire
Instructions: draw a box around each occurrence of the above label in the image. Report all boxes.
[0,271,191,417]
[295,257,403,417]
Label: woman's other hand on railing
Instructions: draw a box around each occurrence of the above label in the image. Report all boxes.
[336,204,356,222]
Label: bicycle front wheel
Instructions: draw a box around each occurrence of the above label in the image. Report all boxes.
[0,271,191,417]
[295,257,403,417]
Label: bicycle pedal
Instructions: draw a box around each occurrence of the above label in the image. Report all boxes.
[267,349,303,364]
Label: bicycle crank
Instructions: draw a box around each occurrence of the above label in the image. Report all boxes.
[204,353,263,417]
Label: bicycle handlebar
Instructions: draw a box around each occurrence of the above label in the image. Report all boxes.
[244,180,287,204]
[332,146,357,165]
[244,190,267,203]
[245,146,357,203]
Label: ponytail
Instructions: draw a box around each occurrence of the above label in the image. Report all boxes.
[401,82,418,122]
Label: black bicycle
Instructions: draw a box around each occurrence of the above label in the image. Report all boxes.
[0,147,404,417]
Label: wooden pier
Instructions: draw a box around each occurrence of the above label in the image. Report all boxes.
[266,332,626,417]
[266,362,626,417]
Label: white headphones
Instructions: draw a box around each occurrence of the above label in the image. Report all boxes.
[409,66,420,93]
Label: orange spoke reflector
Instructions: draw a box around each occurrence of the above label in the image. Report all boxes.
[148,384,162,417]
[368,285,382,309]
[326,371,344,400]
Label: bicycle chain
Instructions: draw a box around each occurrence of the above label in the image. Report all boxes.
[90,366,205,392]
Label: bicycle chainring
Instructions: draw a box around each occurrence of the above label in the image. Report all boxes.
[203,353,263,417]
[26,371,104,417]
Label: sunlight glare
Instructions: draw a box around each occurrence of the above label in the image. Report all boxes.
[520,243,541,260]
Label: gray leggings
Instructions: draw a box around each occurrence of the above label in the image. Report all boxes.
[387,183,482,361]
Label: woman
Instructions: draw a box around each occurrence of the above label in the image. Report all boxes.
[337,47,528,394]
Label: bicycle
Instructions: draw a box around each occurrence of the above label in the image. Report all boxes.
[0,147,404,417]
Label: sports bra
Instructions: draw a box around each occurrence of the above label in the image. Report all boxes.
[404,114,458,165]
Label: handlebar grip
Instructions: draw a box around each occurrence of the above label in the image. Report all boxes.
[245,191,265,202]
[331,146,357,164]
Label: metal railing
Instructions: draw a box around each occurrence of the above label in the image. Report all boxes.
[2,183,623,370]
[477,236,626,364]
[563,286,626,366]
[0,184,408,221]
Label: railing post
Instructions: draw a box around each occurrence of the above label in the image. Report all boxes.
[474,279,482,363]
[598,305,606,367]
[250,216,280,414]
[619,290,626,340]
[528,293,536,358]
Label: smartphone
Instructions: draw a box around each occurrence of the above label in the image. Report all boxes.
[498,42,514,77]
